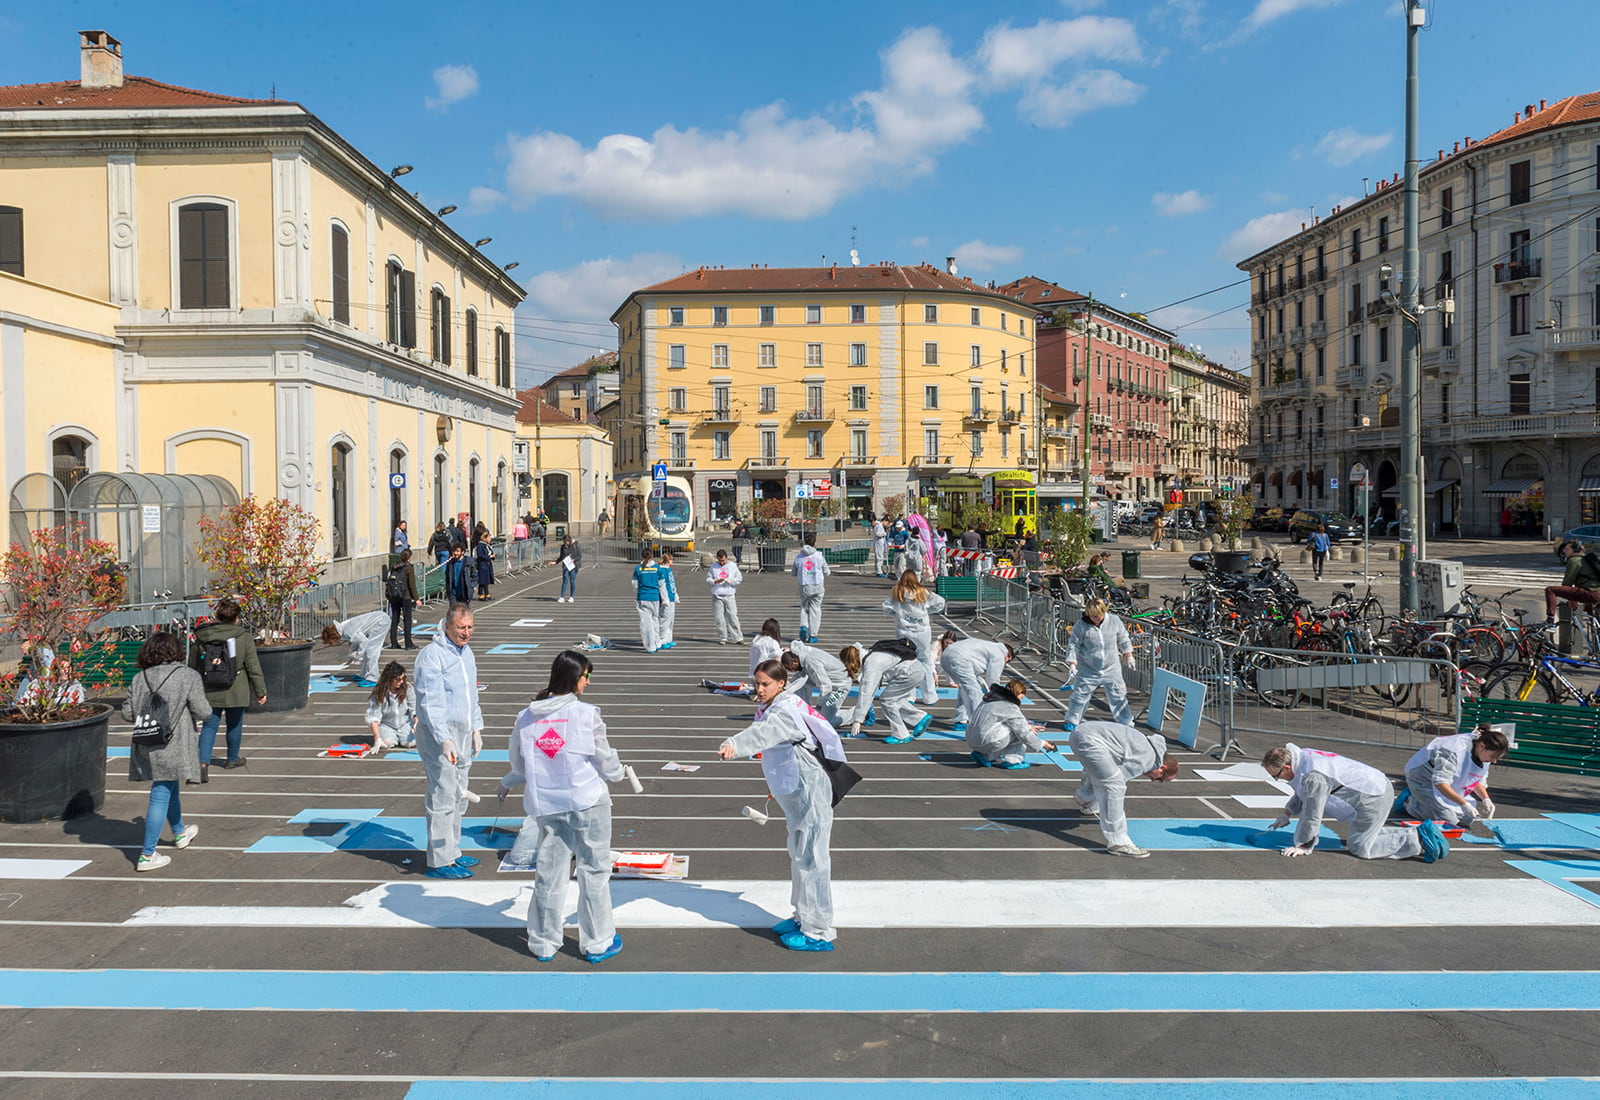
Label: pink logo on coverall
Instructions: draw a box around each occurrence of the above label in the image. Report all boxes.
[536,728,565,758]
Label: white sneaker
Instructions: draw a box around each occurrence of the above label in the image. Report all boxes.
[1107,843,1150,859]
[136,851,172,872]
[1073,793,1099,817]
[173,824,200,849]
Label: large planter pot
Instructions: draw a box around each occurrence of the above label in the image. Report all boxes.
[758,544,791,572]
[1213,549,1252,574]
[0,704,113,822]
[248,640,314,713]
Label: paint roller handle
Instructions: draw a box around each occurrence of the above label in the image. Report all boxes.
[1268,815,1290,830]
[624,766,643,794]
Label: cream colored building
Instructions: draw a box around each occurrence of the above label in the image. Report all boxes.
[611,263,1039,525]
[0,31,524,581]
[1168,347,1251,503]
[513,387,613,530]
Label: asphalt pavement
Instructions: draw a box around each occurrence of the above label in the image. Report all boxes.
[2,551,1599,1098]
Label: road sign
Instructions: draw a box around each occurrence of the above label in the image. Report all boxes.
[814,479,831,498]
[652,462,668,482]
[1329,477,1339,490]
[794,485,811,499]
[388,472,406,490]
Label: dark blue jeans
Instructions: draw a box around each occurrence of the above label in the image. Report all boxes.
[143,780,183,856]
[560,569,578,598]
[198,706,245,764]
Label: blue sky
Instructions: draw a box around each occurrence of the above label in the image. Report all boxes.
[7,1,1598,385]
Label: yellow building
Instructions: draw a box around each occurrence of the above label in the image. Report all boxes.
[0,31,524,582]
[513,388,613,531]
[610,263,1039,526]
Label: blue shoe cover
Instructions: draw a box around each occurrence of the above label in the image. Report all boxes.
[453,855,480,868]
[864,709,878,726]
[911,714,933,738]
[1391,790,1410,816]
[584,934,624,964]
[996,760,1030,770]
[771,918,800,936]
[969,751,991,768]
[424,864,473,879]
[1417,819,1449,863]
[357,680,379,688]
[1060,721,1077,732]
[779,930,834,952]
[884,733,911,744]
[952,722,968,732]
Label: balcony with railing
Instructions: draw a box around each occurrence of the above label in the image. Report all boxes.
[1335,364,1367,389]
[963,407,995,424]
[1289,327,1307,345]
[1109,460,1135,475]
[1310,320,1328,340]
[1346,305,1364,325]
[1044,424,1072,440]
[1420,346,1459,374]
[838,453,877,467]
[1494,258,1543,284]
[665,456,697,470]
[1547,326,1600,353]
[745,454,789,469]
[911,454,955,470]
[701,406,739,425]
[1001,409,1023,424]
[793,407,835,423]
[1019,450,1039,468]
[1367,298,1395,318]
[1157,463,1179,476]
[1269,333,1287,351]
[1261,376,1311,400]
[1090,413,1113,430]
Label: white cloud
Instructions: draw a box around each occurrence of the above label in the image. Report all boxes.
[1243,0,1348,31]
[1019,69,1144,127]
[425,63,479,112]
[977,16,1142,86]
[906,235,930,248]
[1311,127,1394,166]
[1151,189,1211,216]
[503,27,980,222]
[1219,208,1307,260]
[515,252,685,383]
[950,239,1023,272]
[466,186,504,214]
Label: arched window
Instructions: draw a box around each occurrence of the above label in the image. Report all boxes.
[0,205,22,276]
[330,223,350,324]
[430,286,452,364]
[542,472,570,522]
[331,442,352,559]
[433,452,449,524]
[51,434,90,492]
[389,448,406,535]
[464,308,479,377]
[178,202,230,309]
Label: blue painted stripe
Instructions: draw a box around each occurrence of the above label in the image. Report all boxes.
[404,1079,1600,1100]
[7,969,1600,1014]
[106,747,129,759]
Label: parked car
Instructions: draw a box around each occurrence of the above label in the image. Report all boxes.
[1287,510,1361,543]
[1251,507,1287,532]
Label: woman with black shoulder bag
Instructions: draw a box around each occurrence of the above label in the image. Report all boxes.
[123,632,213,872]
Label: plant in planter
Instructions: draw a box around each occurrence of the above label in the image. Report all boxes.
[1211,492,1256,550]
[0,522,125,821]
[1039,509,1093,572]
[878,494,906,522]
[752,497,790,541]
[196,496,328,713]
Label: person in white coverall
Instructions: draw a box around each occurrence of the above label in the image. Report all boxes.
[321,610,391,685]
[719,658,847,952]
[841,642,928,743]
[749,618,784,678]
[940,636,1014,731]
[411,604,484,878]
[1263,743,1443,862]
[871,517,889,577]
[967,680,1055,768]
[788,638,852,726]
[706,549,744,644]
[881,570,947,705]
[792,536,831,642]
[1401,724,1510,827]
[1060,599,1134,730]
[502,649,627,964]
[1069,720,1179,858]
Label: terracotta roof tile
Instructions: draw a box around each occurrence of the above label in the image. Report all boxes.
[514,387,580,426]
[0,75,290,110]
[1473,91,1600,152]
[996,275,1086,306]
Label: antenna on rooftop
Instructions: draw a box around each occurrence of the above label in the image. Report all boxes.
[850,226,860,267]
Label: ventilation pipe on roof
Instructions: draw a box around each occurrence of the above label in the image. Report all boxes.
[79,30,123,89]
[946,256,958,275]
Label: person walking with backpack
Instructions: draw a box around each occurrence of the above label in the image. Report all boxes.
[1309,524,1331,581]
[125,632,212,870]
[792,533,830,643]
[427,522,452,565]
[191,597,267,776]
[387,549,418,649]
[718,658,848,952]
[321,609,392,687]
[657,550,680,649]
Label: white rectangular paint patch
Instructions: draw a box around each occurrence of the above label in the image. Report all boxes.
[122,877,1600,931]
[510,618,553,627]
[1232,794,1291,810]
[0,858,91,880]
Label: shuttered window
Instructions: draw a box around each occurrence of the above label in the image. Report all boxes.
[386,262,416,348]
[330,225,350,324]
[0,206,22,276]
[430,287,451,364]
[494,327,511,387]
[178,202,229,309]
[465,309,479,376]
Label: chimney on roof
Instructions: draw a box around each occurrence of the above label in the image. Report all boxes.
[946,256,958,275]
[79,30,123,89]
[1540,98,1547,111]
[1526,103,1535,117]
[1513,110,1521,123]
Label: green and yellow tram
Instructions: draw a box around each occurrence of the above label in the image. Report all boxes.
[985,470,1037,537]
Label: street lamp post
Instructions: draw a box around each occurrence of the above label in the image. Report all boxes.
[1397,0,1426,612]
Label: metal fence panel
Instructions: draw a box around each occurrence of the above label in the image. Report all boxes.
[1129,624,1236,758]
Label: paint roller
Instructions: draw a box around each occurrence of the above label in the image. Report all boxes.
[624,766,643,794]
[741,797,772,825]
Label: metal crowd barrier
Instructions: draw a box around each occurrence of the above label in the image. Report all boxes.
[1128,624,1238,759]
[973,572,1066,664]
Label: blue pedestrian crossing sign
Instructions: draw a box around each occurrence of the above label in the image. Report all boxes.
[652,462,668,482]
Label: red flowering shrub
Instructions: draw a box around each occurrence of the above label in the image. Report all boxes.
[196,496,327,642]
[1,523,124,722]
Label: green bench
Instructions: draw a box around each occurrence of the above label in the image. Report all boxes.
[822,547,869,565]
[1458,695,1600,777]
[935,576,977,601]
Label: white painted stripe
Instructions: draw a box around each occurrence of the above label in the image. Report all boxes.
[0,858,91,879]
[123,877,1600,930]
